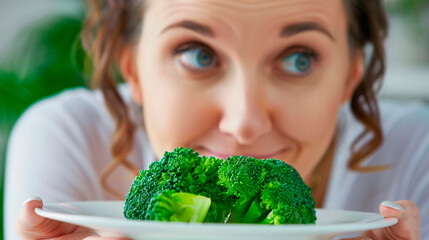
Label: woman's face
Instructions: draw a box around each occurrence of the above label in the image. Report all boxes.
[124,0,362,181]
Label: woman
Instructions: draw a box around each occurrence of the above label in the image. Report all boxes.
[6,0,426,239]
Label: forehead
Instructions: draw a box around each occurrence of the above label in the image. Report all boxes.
[145,0,347,37]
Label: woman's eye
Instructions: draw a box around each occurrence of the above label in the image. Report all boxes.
[175,44,217,71]
[281,51,316,75]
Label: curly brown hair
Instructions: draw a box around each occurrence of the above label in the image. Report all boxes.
[81,0,388,200]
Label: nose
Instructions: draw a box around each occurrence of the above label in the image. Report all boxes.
[218,73,272,145]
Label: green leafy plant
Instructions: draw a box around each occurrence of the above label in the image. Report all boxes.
[386,0,429,38]
[387,0,428,16]
[0,10,88,239]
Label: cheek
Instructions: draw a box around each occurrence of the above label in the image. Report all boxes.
[138,36,224,157]
[141,78,218,158]
[277,98,340,145]
[275,73,346,145]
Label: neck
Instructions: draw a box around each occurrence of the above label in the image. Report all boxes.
[310,130,338,208]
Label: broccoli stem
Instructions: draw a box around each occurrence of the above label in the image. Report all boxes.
[147,191,212,223]
[260,211,274,224]
[170,192,212,223]
[241,199,269,223]
[227,196,270,223]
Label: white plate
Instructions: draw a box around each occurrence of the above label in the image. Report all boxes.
[35,201,397,240]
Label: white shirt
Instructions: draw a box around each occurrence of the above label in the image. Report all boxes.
[4,85,429,239]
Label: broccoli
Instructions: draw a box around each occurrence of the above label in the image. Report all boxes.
[218,156,317,224]
[123,147,316,225]
[123,147,235,223]
[145,190,212,222]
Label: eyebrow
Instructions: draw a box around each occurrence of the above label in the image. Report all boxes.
[160,20,335,42]
[160,20,214,37]
[281,22,335,42]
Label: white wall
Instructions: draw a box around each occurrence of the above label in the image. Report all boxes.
[381,14,429,103]
[0,0,81,56]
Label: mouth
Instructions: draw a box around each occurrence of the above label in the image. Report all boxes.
[199,147,284,160]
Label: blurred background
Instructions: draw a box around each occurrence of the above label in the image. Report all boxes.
[0,0,428,239]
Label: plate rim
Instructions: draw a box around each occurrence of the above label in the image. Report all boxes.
[35,200,398,235]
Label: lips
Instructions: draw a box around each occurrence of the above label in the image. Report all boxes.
[201,147,283,160]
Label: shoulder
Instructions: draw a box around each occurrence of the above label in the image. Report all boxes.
[343,99,429,173]
[7,84,143,165]
[338,99,429,144]
[12,84,135,139]
[335,99,429,167]
[5,84,149,196]
[377,100,429,156]
[7,87,112,164]
[376,101,429,213]
[378,100,429,133]
[327,100,429,211]
[18,86,108,127]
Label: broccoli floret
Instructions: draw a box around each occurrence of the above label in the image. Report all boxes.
[218,155,266,198]
[260,159,316,224]
[218,156,316,224]
[145,190,212,222]
[124,147,316,225]
[123,147,234,223]
[218,156,268,223]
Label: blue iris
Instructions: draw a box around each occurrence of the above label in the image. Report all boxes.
[282,52,312,74]
[180,48,215,70]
